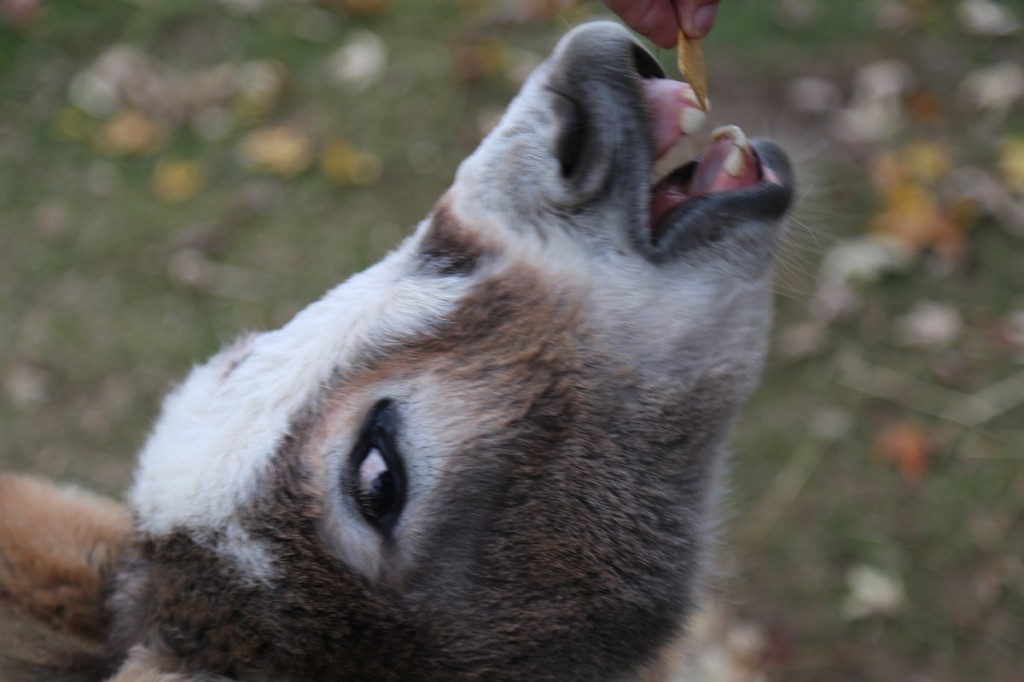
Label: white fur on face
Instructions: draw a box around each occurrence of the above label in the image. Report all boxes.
[130,235,472,543]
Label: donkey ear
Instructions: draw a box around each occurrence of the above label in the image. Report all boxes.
[0,474,131,642]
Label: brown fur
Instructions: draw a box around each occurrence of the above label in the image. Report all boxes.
[0,475,130,640]
[417,203,492,277]
[0,475,131,680]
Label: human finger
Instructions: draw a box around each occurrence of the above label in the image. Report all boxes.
[601,0,681,48]
[676,0,721,40]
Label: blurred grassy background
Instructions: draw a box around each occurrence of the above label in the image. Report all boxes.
[1,0,1022,680]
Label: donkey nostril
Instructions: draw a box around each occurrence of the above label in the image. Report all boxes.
[554,93,588,178]
[631,42,665,80]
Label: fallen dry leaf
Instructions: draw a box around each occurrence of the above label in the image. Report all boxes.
[961,61,1024,114]
[152,159,206,204]
[904,89,944,125]
[676,606,769,682]
[4,362,50,410]
[818,236,914,285]
[677,30,708,111]
[1000,136,1024,194]
[787,75,842,116]
[831,60,912,144]
[233,59,289,122]
[238,125,312,177]
[898,301,963,349]
[860,59,913,100]
[842,565,906,619]
[94,109,166,156]
[868,147,974,258]
[898,140,952,185]
[326,31,388,92]
[875,421,932,483]
[68,46,152,118]
[67,46,286,131]
[320,139,382,186]
[832,100,903,145]
[956,0,1020,37]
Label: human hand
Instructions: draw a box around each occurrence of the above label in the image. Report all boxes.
[601,0,722,48]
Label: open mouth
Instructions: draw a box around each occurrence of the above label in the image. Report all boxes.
[635,56,785,242]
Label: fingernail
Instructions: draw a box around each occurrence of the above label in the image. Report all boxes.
[686,4,718,39]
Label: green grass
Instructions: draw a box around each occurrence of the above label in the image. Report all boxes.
[2,1,1022,679]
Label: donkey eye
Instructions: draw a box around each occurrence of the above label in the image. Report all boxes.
[348,401,405,535]
[356,448,397,523]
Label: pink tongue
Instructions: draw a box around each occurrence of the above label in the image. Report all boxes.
[640,79,688,159]
[688,137,760,197]
[648,137,763,229]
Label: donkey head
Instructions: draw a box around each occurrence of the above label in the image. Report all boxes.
[1,21,794,682]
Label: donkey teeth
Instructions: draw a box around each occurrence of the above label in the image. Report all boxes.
[710,124,750,149]
[680,107,707,135]
[679,86,710,136]
[723,145,746,178]
[710,125,751,178]
[680,86,709,111]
